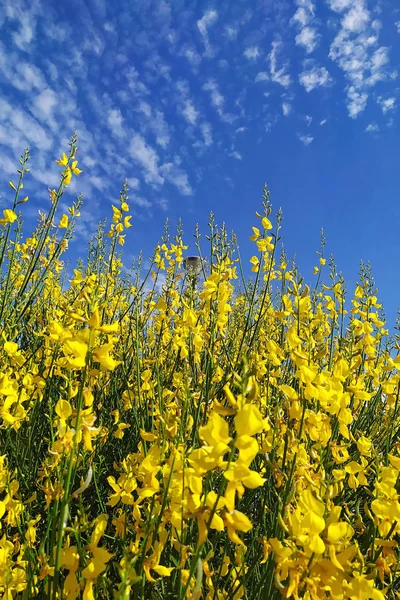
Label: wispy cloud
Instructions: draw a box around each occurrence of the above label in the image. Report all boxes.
[292,3,314,28]
[129,134,164,187]
[180,45,202,69]
[203,79,224,110]
[327,0,392,117]
[298,133,314,145]
[282,102,291,116]
[150,110,170,149]
[200,122,213,147]
[203,79,237,123]
[365,123,379,133]
[182,100,200,125]
[197,9,218,53]
[4,0,42,51]
[269,41,291,88]
[107,108,125,138]
[255,71,269,83]
[243,46,259,60]
[377,96,396,114]
[0,43,47,92]
[299,60,332,92]
[296,27,320,54]
[292,0,320,54]
[160,162,192,196]
[31,88,58,128]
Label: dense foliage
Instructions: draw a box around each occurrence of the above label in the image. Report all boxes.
[1,136,400,599]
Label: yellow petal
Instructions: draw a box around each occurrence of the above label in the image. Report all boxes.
[55,399,72,420]
[235,404,265,437]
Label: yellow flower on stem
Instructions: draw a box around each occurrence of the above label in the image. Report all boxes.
[58,214,69,229]
[56,153,68,166]
[0,209,17,225]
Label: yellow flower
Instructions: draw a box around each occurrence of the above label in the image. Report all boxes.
[71,160,82,175]
[63,167,72,185]
[93,343,121,371]
[223,509,252,545]
[261,216,273,230]
[55,399,72,421]
[56,152,68,166]
[0,209,17,225]
[58,214,69,229]
[235,405,266,437]
[62,339,88,369]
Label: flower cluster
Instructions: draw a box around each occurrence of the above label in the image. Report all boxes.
[0,145,399,599]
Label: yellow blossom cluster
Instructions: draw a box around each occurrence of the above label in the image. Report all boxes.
[0,141,400,599]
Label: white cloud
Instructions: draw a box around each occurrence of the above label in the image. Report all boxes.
[328,0,391,117]
[320,119,327,125]
[298,133,314,145]
[269,41,291,88]
[0,154,20,176]
[139,102,152,117]
[342,2,370,33]
[31,88,58,125]
[84,156,97,168]
[347,86,368,117]
[243,46,259,60]
[200,123,213,146]
[107,108,124,137]
[90,175,108,190]
[236,126,246,133]
[157,198,168,211]
[203,79,224,109]
[396,21,400,33]
[151,110,170,148]
[10,108,52,151]
[46,61,58,82]
[292,6,312,28]
[135,103,170,147]
[282,102,291,116]
[182,100,199,125]
[132,195,152,209]
[377,96,396,114]
[255,71,269,83]
[160,162,192,195]
[197,10,218,52]
[203,80,236,123]
[292,1,319,53]
[129,134,164,187]
[365,123,379,132]
[5,1,41,51]
[299,61,332,92]
[225,26,238,39]
[305,115,313,125]
[0,45,47,93]
[295,26,320,53]
[230,151,242,160]
[125,65,150,98]
[326,0,354,11]
[181,45,202,68]
[128,177,140,190]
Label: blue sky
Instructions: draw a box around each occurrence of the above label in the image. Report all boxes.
[0,0,400,324]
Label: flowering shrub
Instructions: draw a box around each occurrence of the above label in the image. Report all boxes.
[1,136,400,599]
